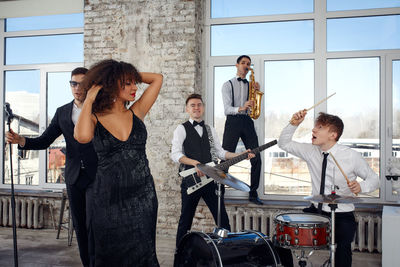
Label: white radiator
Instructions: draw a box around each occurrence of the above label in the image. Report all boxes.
[0,197,44,229]
[226,207,382,253]
[354,212,382,253]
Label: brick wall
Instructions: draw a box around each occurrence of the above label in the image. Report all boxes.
[84,0,212,237]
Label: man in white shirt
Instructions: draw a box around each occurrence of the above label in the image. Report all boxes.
[171,93,253,249]
[278,110,379,267]
[221,55,263,205]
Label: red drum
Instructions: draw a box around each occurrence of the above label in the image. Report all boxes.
[274,213,330,249]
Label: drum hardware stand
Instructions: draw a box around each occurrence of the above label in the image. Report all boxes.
[196,163,252,238]
[328,203,337,267]
[293,249,314,267]
[213,182,228,238]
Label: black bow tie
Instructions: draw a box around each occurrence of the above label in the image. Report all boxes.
[237,77,248,83]
[193,121,204,127]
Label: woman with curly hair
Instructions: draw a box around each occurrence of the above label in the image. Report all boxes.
[74,59,163,266]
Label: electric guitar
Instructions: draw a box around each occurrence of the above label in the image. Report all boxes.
[179,140,277,194]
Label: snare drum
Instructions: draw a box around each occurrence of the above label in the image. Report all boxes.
[274,213,330,249]
[174,230,281,267]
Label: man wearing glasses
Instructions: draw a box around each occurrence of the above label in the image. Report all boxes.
[6,67,97,267]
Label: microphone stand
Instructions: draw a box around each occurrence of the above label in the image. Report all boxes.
[5,104,19,267]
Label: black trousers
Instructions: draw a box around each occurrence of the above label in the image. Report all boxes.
[304,204,357,267]
[275,246,294,267]
[176,182,231,248]
[66,169,92,267]
[222,115,261,195]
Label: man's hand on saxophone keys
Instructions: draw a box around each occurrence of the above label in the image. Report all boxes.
[239,100,254,112]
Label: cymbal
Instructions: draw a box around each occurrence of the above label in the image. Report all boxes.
[197,164,250,192]
[304,194,363,204]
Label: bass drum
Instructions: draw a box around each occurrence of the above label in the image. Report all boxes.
[174,230,281,267]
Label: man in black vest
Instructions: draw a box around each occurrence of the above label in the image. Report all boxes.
[171,93,253,248]
[221,55,263,205]
[6,67,97,267]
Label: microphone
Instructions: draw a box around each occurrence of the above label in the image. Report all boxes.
[4,102,14,123]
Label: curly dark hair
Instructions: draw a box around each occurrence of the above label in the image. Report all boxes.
[315,112,344,141]
[82,59,142,113]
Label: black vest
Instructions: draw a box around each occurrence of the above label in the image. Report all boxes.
[181,121,212,170]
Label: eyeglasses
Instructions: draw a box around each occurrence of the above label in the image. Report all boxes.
[69,81,81,87]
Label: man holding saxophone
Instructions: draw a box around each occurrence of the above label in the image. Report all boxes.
[221,55,263,205]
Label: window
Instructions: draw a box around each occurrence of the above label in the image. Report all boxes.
[391,59,400,198]
[327,0,400,12]
[4,70,40,186]
[327,15,400,51]
[211,20,314,56]
[206,0,400,202]
[264,60,314,196]
[393,60,400,159]
[47,72,72,184]
[211,0,313,18]
[327,58,380,197]
[6,34,84,65]
[1,13,83,189]
[6,13,84,31]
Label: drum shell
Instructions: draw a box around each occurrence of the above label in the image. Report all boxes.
[274,213,330,249]
[174,230,281,267]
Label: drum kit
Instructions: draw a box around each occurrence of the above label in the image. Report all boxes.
[277,194,363,267]
[173,162,363,267]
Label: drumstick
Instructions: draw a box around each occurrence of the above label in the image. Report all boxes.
[290,92,336,124]
[330,153,358,196]
[306,92,336,111]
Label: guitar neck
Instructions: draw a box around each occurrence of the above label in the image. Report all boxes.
[217,140,277,170]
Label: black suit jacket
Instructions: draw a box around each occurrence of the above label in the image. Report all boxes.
[19,101,97,185]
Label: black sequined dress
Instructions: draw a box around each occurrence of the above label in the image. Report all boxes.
[87,110,159,266]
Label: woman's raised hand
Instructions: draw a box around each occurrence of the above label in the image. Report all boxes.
[86,84,102,103]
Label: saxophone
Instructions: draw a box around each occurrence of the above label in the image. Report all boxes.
[248,67,263,119]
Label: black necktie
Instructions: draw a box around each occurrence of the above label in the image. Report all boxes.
[318,152,329,213]
[193,121,204,127]
[237,77,248,83]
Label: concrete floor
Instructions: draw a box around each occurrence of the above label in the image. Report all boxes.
[0,227,381,267]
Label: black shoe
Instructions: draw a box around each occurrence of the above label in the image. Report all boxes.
[249,196,263,205]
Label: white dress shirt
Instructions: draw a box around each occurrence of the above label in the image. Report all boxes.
[170,119,228,163]
[278,124,380,212]
[221,76,248,115]
[71,102,82,125]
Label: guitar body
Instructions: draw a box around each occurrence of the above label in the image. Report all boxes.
[178,140,277,195]
[179,162,216,194]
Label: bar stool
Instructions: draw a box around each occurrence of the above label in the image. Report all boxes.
[56,188,74,246]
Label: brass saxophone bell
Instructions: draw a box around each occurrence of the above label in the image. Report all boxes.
[248,67,263,120]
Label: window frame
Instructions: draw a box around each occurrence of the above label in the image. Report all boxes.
[385,53,400,202]
[205,0,400,203]
[0,16,84,190]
